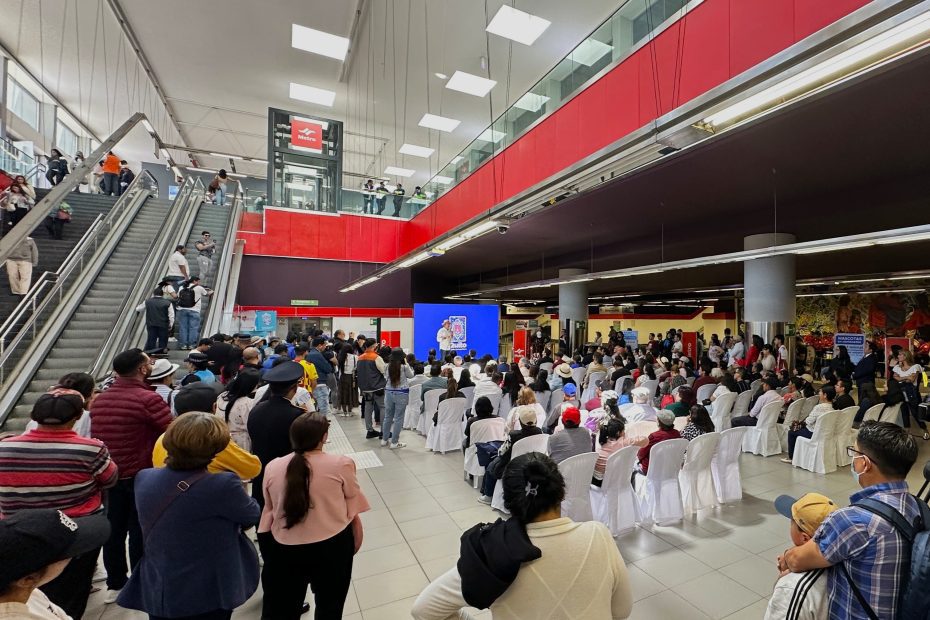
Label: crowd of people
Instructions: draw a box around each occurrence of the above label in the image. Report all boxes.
[0,321,927,620]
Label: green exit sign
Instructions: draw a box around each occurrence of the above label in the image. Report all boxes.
[291,299,319,306]
[370,318,379,326]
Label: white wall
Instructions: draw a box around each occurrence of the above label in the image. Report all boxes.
[331,317,413,352]
[382,318,413,351]
[333,318,376,342]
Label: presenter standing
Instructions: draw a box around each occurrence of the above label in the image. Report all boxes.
[437,320,453,361]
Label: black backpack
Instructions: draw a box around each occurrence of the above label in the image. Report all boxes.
[177,284,196,309]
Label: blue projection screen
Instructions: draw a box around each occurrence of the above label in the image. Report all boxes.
[413,303,500,361]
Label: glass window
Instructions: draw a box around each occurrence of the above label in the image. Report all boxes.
[56,121,79,157]
[7,79,40,131]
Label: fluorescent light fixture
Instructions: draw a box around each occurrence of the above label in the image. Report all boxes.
[435,72,448,79]
[485,5,551,46]
[565,278,594,284]
[209,152,244,160]
[450,156,464,164]
[445,71,497,97]
[289,82,336,107]
[399,143,435,158]
[419,113,461,132]
[358,276,379,286]
[569,38,612,67]
[141,119,155,134]
[477,129,507,143]
[433,175,454,185]
[462,220,501,239]
[227,172,246,178]
[795,241,875,254]
[291,24,350,60]
[703,12,930,127]
[398,252,430,269]
[384,166,415,177]
[513,92,550,113]
[435,235,465,251]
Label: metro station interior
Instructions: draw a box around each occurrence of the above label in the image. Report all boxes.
[2,1,930,619]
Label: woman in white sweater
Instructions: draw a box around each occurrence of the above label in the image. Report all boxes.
[412,453,632,620]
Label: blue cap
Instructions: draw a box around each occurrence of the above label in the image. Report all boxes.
[563,383,577,396]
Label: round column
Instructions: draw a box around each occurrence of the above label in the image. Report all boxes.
[743,233,795,357]
[558,268,589,353]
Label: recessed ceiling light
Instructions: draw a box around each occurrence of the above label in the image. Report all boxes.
[419,113,460,132]
[289,82,336,107]
[569,38,612,67]
[384,166,415,177]
[433,175,454,185]
[446,71,497,97]
[513,92,550,113]
[291,24,350,61]
[486,5,551,46]
[477,128,507,143]
[399,143,435,158]
[450,156,464,164]
[434,72,448,79]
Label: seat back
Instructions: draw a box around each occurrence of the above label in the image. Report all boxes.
[641,379,659,400]
[809,409,839,442]
[404,383,423,428]
[549,388,564,410]
[512,434,549,458]
[757,400,782,428]
[645,438,688,482]
[673,415,689,431]
[423,389,442,420]
[558,452,598,521]
[588,371,606,385]
[802,395,819,417]
[714,427,747,468]
[696,384,716,403]
[481,391,503,415]
[534,390,551,412]
[686,377,695,387]
[437,397,466,425]
[732,390,752,415]
[834,406,858,437]
[711,426,749,503]
[539,362,554,373]
[862,403,884,422]
[782,398,806,428]
[603,445,640,492]
[470,417,507,444]
[879,402,902,424]
[710,391,737,431]
[626,420,656,439]
[410,375,427,386]
[460,386,475,410]
[571,367,587,384]
[749,379,762,393]
[499,394,513,419]
[682,432,720,472]
[615,376,633,394]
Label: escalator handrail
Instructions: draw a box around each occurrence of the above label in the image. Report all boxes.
[201,194,244,336]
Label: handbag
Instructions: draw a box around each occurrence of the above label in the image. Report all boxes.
[474,440,503,467]
[56,208,71,221]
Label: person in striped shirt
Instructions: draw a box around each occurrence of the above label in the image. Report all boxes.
[0,388,118,619]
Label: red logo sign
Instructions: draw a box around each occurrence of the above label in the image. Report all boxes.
[290,119,323,150]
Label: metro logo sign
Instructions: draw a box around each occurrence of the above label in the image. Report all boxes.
[290,119,323,150]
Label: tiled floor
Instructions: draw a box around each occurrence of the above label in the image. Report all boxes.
[85,413,930,620]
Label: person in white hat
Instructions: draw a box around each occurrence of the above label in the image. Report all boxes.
[623,386,657,423]
[146,359,179,406]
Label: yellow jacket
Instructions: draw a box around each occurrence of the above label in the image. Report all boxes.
[152,434,261,480]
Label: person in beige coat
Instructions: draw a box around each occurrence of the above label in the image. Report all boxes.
[5,236,38,296]
[412,452,632,620]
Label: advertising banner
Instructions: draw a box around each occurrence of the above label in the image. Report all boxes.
[835,332,866,363]
[413,303,500,360]
[622,329,639,348]
[253,310,277,337]
[290,118,323,151]
[513,330,529,364]
[681,332,698,361]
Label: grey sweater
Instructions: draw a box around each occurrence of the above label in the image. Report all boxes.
[7,237,38,264]
[547,427,593,464]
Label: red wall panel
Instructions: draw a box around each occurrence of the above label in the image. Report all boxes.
[239,0,872,263]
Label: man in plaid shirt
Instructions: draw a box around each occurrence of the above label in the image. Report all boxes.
[778,421,921,619]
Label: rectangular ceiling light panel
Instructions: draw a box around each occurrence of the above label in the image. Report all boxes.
[569,38,612,67]
[513,92,550,112]
[291,24,350,60]
[289,82,336,107]
[485,5,551,46]
[419,113,461,132]
[477,128,507,143]
[399,143,435,158]
[384,166,415,177]
[446,71,497,97]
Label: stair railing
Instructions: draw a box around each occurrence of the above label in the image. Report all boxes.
[201,193,245,336]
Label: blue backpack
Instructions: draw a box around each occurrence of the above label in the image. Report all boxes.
[841,494,930,620]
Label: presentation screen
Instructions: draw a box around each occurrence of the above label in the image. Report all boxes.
[413,303,500,361]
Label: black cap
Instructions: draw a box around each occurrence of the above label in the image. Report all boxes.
[184,351,209,364]
[173,382,224,415]
[0,510,110,584]
[233,332,252,340]
[262,360,304,384]
[311,336,327,347]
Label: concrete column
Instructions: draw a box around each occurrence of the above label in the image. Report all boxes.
[558,268,589,352]
[744,233,796,354]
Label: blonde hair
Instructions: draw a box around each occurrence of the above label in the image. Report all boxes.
[163,412,230,470]
[516,386,537,406]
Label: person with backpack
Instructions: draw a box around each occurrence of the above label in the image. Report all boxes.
[779,421,929,620]
[136,287,174,355]
[176,276,213,350]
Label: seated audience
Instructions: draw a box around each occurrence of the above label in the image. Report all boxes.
[832,378,855,410]
[623,387,657,423]
[478,406,542,504]
[544,383,579,432]
[413,453,632,619]
[547,407,593,464]
[464,396,497,449]
[681,405,715,441]
[592,417,646,486]
[528,369,551,395]
[666,385,696,417]
[853,382,880,426]
[731,377,780,427]
[636,410,681,475]
[505,387,547,432]
[783,386,836,463]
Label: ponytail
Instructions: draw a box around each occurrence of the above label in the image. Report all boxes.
[282,451,313,528]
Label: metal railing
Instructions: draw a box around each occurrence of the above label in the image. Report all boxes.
[0,170,158,389]
[201,193,245,336]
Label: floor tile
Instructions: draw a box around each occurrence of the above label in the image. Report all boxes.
[353,565,428,610]
[625,564,667,602]
[723,598,771,619]
[352,542,419,580]
[628,590,712,619]
[634,548,714,587]
[359,523,405,552]
[417,469,467,486]
[360,508,397,529]
[381,487,435,508]
[674,571,762,619]
[398,513,461,541]
[717,523,785,554]
[409,531,463,562]
[360,595,419,620]
[447,505,499,529]
[614,527,675,562]
[679,536,755,569]
[388,497,446,523]
[420,554,459,580]
[718,554,782,597]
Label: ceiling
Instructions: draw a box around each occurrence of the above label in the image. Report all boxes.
[411,43,930,301]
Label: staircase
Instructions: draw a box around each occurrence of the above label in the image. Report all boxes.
[3,197,174,431]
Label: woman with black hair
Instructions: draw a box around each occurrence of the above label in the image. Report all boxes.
[830,345,856,382]
[501,371,526,406]
[529,368,550,394]
[681,405,715,441]
[457,367,475,390]
[216,369,261,451]
[592,417,646,486]
[413,453,632,619]
[258,413,369,619]
[383,348,414,449]
[337,343,359,416]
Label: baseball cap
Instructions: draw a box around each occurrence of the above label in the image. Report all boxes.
[0,510,110,584]
[562,383,577,396]
[517,405,538,426]
[656,410,676,425]
[774,493,838,536]
[561,406,581,426]
[173,382,223,415]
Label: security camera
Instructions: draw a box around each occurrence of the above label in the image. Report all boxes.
[497,224,509,234]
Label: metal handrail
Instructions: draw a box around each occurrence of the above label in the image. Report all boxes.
[0,170,158,388]
[201,194,244,336]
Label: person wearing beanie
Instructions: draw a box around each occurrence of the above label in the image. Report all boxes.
[547,407,594,464]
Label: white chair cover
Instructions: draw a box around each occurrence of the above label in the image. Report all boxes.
[711,427,748,504]
[491,434,550,512]
[801,395,819,417]
[792,410,839,473]
[634,438,688,525]
[741,400,783,456]
[460,386,475,411]
[710,391,736,432]
[427,398,466,454]
[777,398,806,447]
[626,420,656,439]
[749,379,761,393]
[641,379,659,404]
[679,432,721,514]
[498,394,513,420]
[591,445,640,536]
[686,377,695,387]
[834,406,859,466]
[695,384,716,403]
[558,452,598,522]
[615,376,633,394]
[480,391,503,418]
[672,415,689,431]
[548,388,564,414]
[404,384,423,430]
[861,403,884,423]
[571,367,587,385]
[539,362,554,373]
[419,389,442,436]
[879,403,903,426]
[534,391,551,413]
[581,372,606,404]
[464,417,507,485]
[732,391,753,416]
[451,366,463,382]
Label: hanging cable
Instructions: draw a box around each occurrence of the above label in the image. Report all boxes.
[55,1,68,99]
[644,0,662,132]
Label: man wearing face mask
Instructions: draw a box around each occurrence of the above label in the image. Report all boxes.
[778,421,926,620]
[90,348,172,604]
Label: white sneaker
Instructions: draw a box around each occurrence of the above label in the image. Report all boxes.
[390,442,406,449]
[104,589,121,604]
[477,495,491,505]
[379,440,388,447]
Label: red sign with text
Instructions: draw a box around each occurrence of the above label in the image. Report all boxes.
[290,119,323,150]
[681,332,698,361]
[380,331,400,349]
[513,330,530,364]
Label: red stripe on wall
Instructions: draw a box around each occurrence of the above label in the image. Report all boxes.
[237,0,870,262]
[235,306,414,318]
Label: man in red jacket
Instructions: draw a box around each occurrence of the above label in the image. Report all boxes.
[90,348,172,603]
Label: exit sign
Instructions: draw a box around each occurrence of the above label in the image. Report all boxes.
[291,299,319,306]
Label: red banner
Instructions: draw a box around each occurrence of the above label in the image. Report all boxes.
[290,119,323,150]
[681,332,698,361]
[380,330,400,348]
[513,330,530,364]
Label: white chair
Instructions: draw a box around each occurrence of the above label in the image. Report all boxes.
[792,410,839,473]
[686,377,695,387]
[801,395,819,417]
[879,403,903,426]
[834,406,859,466]
[581,372,606,404]
[777,398,806,447]
[712,427,749,504]
[480,391,502,418]
[427,398,466,454]
[464,417,506,487]
[749,379,762,394]
[419,389,442,436]
[591,445,640,536]
[534,390,551,413]
[695,384,716,403]
[571,367,587,385]
[634,438,688,525]
[732,390,753,416]
[615,376,633,394]
[641,379,659,404]
[558,452,598,522]
[404,384,423,430]
[672,415,689,432]
[498,394,513,420]
[491,434,550,512]
[460,386,475,411]
[626,420,656,439]
[709,391,736,432]
[549,388,564,412]
[861,403,885,423]
[539,362,554,373]
[679,432,721,514]
[741,400,783,456]
[451,366,463,382]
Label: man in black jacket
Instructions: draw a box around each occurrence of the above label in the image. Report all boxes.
[833,378,856,410]
[852,341,879,390]
[139,288,174,354]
